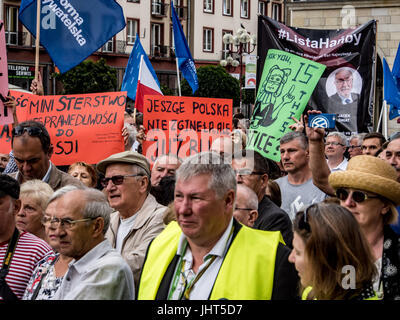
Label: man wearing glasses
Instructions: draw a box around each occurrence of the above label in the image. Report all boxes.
[348,133,365,158]
[96,151,166,288]
[48,186,135,300]
[9,120,84,190]
[232,150,293,246]
[326,67,360,133]
[324,132,348,172]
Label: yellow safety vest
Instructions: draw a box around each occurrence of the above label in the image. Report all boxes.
[138,221,283,300]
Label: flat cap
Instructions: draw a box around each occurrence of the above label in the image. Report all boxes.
[96,151,150,177]
[0,174,20,199]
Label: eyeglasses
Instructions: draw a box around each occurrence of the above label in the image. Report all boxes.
[297,205,312,233]
[325,142,345,147]
[335,188,379,203]
[100,174,143,188]
[335,78,353,84]
[348,145,361,149]
[235,207,254,211]
[12,126,43,137]
[234,169,265,177]
[41,216,95,229]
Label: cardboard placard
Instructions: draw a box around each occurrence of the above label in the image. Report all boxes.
[0,91,126,165]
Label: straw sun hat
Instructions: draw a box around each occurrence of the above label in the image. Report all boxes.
[329,155,400,205]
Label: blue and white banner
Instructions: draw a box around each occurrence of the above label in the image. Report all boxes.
[121,35,160,101]
[171,2,198,94]
[19,0,126,73]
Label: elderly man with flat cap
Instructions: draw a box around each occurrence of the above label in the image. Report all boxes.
[97,151,167,288]
[0,174,53,300]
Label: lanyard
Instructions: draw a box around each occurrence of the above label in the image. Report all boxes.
[168,226,234,300]
[1,228,20,272]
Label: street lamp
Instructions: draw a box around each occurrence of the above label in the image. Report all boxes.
[220,27,257,110]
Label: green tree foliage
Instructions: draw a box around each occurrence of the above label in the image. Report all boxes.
[160,84,174,96]
[54,58,117,94]
[180,65,240,107]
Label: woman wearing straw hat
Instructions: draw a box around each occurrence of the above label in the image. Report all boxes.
[328,155,400,300]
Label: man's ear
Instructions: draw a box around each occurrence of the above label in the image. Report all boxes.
[224,190,236,210]
[92,217,104,238]
[47,144,54,159]
[261,173,269,189]
[248,209,258,226]
[13,199,21,216]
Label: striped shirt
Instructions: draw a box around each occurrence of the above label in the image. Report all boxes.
[0,232,53,299]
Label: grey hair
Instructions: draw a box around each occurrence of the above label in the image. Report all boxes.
[80,188,112,234]
[327,132,347,146]
[279,131,308,150]
[235,184,258,210]
[47,185,84,207]
[131,164,151,193]
[47,185,111,234]
[176,151,237,199]
[349,133,366,144]
[20,179,54,211]
[154,153,182,167]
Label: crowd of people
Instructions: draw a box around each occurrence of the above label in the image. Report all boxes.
[0,78,400,301]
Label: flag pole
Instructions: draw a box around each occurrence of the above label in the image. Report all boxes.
[377,100,384,132]
[34,0,41,80]
[134,54,144,120]
[383,100,388,139]
[176,58,181,96]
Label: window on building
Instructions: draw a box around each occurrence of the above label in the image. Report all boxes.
[152,0,164,15]
[5,6,19,45]
[222,30,232,59]
[204,0,214,14]
[203,28,213,52]
[258,1,267,15]
[241,0,250,18]
[102,38,114,52]
[272,2,282,21]
[127,19,139,45]
[223,0,232,16]
[151,23,163,56]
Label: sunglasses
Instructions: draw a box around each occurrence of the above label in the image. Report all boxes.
[12,126,43,137]
[298,205,312,233]
[100,174,143,188]
[335,188,379,203]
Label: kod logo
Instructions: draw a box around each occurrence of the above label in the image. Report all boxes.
[310,115,329,128]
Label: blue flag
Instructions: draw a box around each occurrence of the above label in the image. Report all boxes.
[121,35,160,101]
[171,2,198,94]
[392,42,400,91]
[383,58,400,120]
[19,0,126,74]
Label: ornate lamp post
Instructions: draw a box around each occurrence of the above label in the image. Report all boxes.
[220,27,257,110]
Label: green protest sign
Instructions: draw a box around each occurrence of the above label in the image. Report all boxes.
[247,49,326,162]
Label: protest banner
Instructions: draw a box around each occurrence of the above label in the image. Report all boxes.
[0,91,126,165]
[143,95,232,163]
[247,49,325,162]
[0,21,12,126]
[258,16,376,134]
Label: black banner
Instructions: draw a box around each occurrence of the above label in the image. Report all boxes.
[257,16,376,134]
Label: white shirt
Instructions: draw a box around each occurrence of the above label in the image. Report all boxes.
[168,218,234,300]
[116,214,138,253]
[52,240,135,300]
[328,158,348,172]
